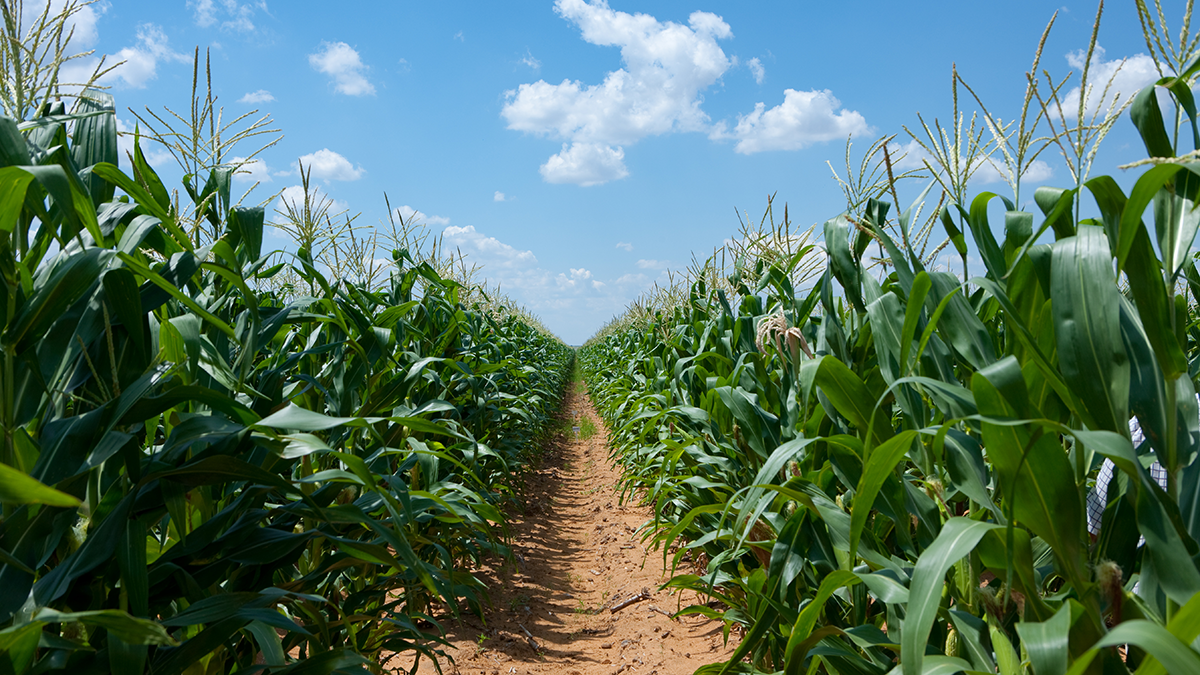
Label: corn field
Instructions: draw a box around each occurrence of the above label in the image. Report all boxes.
[7,0,1200,674]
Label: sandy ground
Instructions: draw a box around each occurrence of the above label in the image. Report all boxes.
[401,379,736,675]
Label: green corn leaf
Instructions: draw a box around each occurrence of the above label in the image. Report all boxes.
[0,166,35,233]
[1050,226,1129,434]
[8,249,112,350]
[966,193,1008,280]
[0,622,43,674]
[1131,82,1176,159]
[901,518,1000,675]
[924,272,995,371]
[71,89,118,207]
[1014,604,1071,675]
[1065,620,1200,675]
[972,359,1085,588]
[0,462,81,506]
[814,356,892,447]
[900,272,931,375]
[848,430,919,564]
[117,251,237,339]
[782,570,861,675]
[825,214,864,312]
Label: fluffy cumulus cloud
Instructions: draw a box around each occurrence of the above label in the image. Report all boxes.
[272,185,347,224]
[443,225,538,268]
[503,0,734,185]
[1059,46,1159,120]
[716,88,870,154]
[230,156,271,183]
[25,0,103,48]
[747,57,765,84]
[503,0,869,184]
[106,24,190,88]
[46,6,185,94]
[540,142,628,185]
[494,191,508,201]
[239,89,274,104]
[309,42,375,96]
[395,205,450,226]
[188,0,267,32]
[297,148,364,181]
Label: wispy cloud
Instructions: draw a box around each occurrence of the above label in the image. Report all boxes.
[521,49,541,70]
[105,24,190,89]
[636,259,668,270]
[494,191,508,201]
[310,41,375,96]
[239,89,274,104]
[396,205,450,226]
[747,56,764,84]
[615,241,633,251]
[187,0,268,33]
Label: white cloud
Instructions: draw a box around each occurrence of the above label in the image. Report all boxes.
[239,89,274,104]
[503,0,734,185]
[443,225,537,268]
[615,272,648,285]
[570,267,592,279]
[187,0,266,32]
[1059,46,1159,120]
[309,42,375,96]
[297,148,364,181]
[189,0,216,26]
[972,158,1055,185]
[747,57,764,84]
[454,31,464,41]
[494,191,508,201]
[273,184,348,222]
[636,258,668,269]
[396,205,450,226]
[592,280,606,289]
[521,50,541,70]
[715,88,870,154]
[231,156,271,183]
[105,24,190,89]
[540,142,628,185]
[615,241,633,251]
[892,138,1053,186]
[25,0,104,49]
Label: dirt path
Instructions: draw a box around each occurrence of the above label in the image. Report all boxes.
[407,379,735,675]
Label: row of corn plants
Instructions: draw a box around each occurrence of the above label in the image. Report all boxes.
[580,14,1200,675]
[0,85,572,675]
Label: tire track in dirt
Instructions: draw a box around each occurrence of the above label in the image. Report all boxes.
[407,378,735,675]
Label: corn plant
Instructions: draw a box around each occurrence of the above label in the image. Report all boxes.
[581,15,1200,675]
[0,83,571,675]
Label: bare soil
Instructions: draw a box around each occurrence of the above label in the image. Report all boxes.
[402,379,735,675]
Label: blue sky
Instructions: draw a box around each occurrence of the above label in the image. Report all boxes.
[57,0,1179,343]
